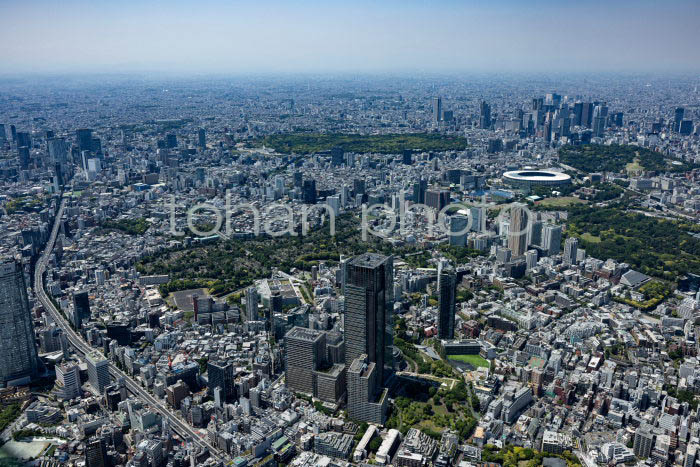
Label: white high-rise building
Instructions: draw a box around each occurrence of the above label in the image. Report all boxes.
[564,237,579,265]
[56,364,81,400]
[85,351,110,394]
[542,224,562,256]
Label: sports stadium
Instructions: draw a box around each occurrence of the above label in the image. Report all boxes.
[502,170,572,190]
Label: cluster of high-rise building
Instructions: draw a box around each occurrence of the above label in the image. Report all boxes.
[1,74,700,466]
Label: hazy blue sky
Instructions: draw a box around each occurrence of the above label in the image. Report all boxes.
[2,0,699,74]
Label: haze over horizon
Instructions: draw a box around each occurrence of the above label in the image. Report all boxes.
[3,0,700,75]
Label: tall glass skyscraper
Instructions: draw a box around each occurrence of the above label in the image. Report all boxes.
[0,259,39,386]
[344,253,393,388]
[438,268,457,340]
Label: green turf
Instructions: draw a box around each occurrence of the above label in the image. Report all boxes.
[448,354,490,368]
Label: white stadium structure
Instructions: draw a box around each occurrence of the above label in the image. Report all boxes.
[502,170,572,189]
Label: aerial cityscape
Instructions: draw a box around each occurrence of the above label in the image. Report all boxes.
[1,1,700,467]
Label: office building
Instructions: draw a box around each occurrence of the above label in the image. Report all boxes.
[564,237,579,265]
[470,206,486,233]
[245,286,259,321]
[432,97,442,122]
[675,107,685,132]
[302,179,317,204]
[507,205,528,257]
[48,137,68,164]
[0,259,39,386]
[85,437,109,467]
[86,351,111,394]
[480,101,491,128]
[344,253,393,388]
[438,268,457,340]
[425,189,450,212]
[76,128,93,152]
[17,146,30,170]
[542,224,562,256]
[56,364,81,400]
[73,290,91,323]
[525,250,538,271]
[504,387,533,424]
[285,326,327,395]
[528,220,543,248]
[331,146,344,166]
[198,128,206,148]
[347,354,389,424]
[208,360,234,401]
[581,103,594,127]
[16,131,31,149]
[354,178,366,197]
[449,215,469,247]
[412,178,427,204]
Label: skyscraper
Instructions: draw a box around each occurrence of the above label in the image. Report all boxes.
[17,146,30,170]
[76,128,93,152]
[675,107,685,132]
[449,215,469,247]
[480,101,491,129]
[85,437,109,467]
[56,363,81,400]
[198,128,206,148]
[412,177,427,204]
[245,286,259,321]
[432,97,442,123]
[507,205,528,257]
[470,206,486,232]
[285,326,326,395]
[425,189,450,211]
[302,179,317,204]
[0,259,39,386]
[73,290,91,325]
[85,351,110,394]
[438,268,457,340]
[528,220,543,248]
[207,360,234,401]
[564,237,579,265]
[347,354,388,424]
[344,253,393,388]
[542,224,562,256]
[581,103,594,128]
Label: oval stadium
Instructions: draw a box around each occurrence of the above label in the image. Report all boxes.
[502,170,572,189]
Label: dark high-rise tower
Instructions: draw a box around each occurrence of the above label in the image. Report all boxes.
[344,253,393,388]
[438,268,457,340]
[302,179,317,204]
[675,107,685,132]
[480,101,491,129]
[0,259,39,386]
[198,128,206,149]
[207,360,234,400]
[76,128,93,152]
[432,97,442,122]
[581,103,594,128]
[73,291,91,324]
[17,146,30,170]
[16,132,31,149]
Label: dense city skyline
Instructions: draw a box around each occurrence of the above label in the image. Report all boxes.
[1,1,700,465]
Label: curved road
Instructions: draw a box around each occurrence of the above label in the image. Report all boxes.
[34,196,223,461]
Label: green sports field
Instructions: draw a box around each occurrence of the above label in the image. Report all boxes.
[448,354,490,368]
